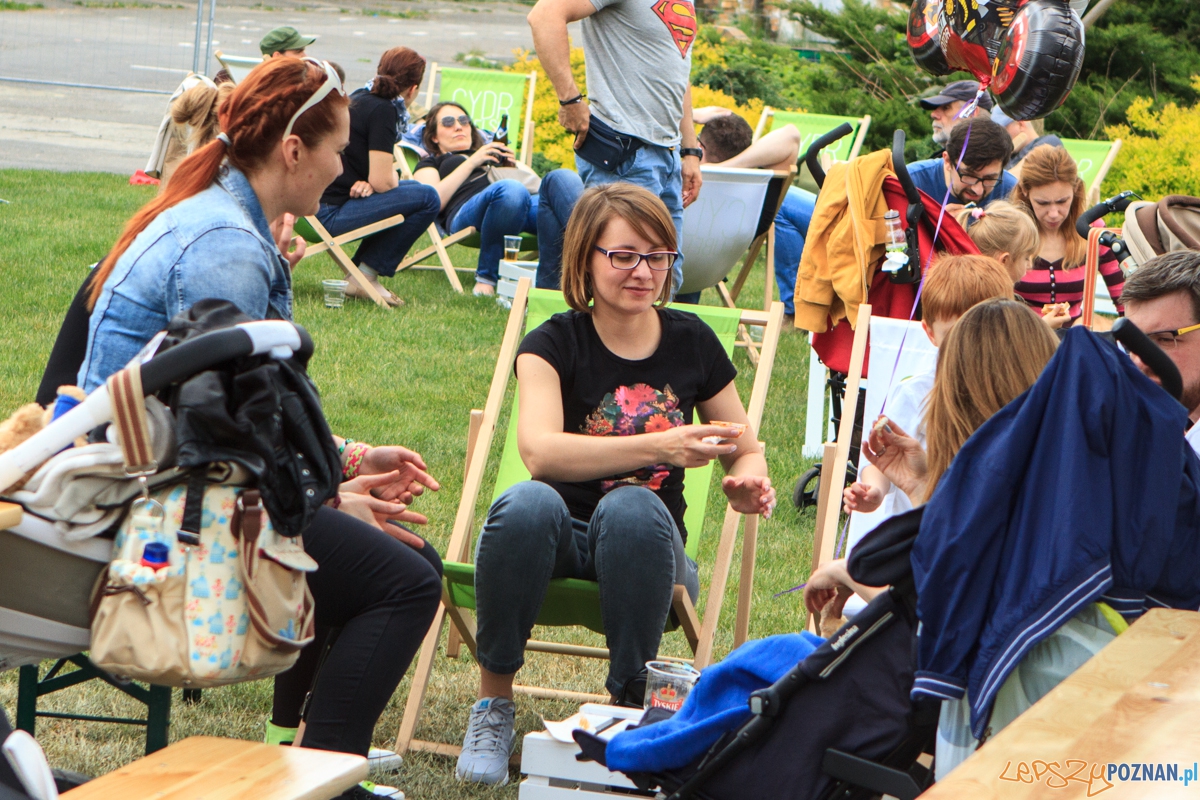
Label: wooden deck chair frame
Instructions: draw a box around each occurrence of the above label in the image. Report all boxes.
[753,108,871,163]
[394,279,785,758]
[806,304,870,634]
[294,215,398,308]
[713,166,796,366]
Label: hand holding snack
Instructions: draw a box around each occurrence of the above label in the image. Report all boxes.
[702,420,747,444]
[1041,302,1071,329]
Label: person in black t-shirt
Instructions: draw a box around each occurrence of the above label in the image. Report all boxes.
[316,47,441,306]
[413,102,538,297]
[455,183,776,785]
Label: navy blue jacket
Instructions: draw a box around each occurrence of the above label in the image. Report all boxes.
[911,329,1200,739]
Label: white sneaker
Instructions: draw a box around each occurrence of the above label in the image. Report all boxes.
[367,748,403,772]
[455,697,515,785]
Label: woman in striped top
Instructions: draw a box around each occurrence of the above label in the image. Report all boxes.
[1009,144,1124,325]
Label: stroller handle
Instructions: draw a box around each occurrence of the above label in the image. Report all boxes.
[1111,318,1184,403]
[805,123,854,190]
[891,130,921,207]
[1076,191,1139,240]
[0,321,312,494]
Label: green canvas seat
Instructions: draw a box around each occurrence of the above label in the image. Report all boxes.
[753,109,871,193]
[1058,137,1123,204]
[394,280,785,757]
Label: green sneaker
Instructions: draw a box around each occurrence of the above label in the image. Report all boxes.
[264,720,297,746]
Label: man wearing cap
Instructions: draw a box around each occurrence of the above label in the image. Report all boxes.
[920,80,992,148]
[260,26,315,58]
[990,107,1063,169]
[906,116,1017,216]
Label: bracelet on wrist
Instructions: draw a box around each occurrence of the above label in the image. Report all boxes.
[343,442,371,480]
[559,93,585,106]
[339,438,354,456]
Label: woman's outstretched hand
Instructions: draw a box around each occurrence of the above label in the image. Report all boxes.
[656,425,740,468]
[722,474,776,518]
[862,416,928,503]
[358,446,441,504]
[270,212,306,271]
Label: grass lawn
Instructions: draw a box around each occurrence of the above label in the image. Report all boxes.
[0,169,821,798]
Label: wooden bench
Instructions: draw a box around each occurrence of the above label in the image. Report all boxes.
[921,608,1200,799]
[62,736,367,800]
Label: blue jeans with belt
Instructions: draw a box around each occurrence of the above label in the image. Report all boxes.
[535,143,685,298]
[447,179,539,286]
[473,481,699,696]
[316,181,441,278]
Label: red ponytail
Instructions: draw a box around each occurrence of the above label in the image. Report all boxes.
[89,58,349,308]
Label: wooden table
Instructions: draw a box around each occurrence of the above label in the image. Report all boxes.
[62,736,367,800]
[921,608,1200,799]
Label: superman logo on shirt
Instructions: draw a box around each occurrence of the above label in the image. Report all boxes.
[652,0,697,59]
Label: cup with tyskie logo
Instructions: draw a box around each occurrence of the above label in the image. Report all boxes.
[644,661,700,712]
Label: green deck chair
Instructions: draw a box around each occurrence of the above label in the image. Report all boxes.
[395,279,785,757]
[753,109,871,193]
[1058,137,1123,205]
[393,142,538,285]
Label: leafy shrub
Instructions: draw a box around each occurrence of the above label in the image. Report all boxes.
[1104,77,1200,200]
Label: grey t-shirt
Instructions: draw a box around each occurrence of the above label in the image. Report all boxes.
[581,0,697,147]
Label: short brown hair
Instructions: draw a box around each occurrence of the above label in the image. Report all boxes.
[947,117,1013,172]
[561,184,676,312]
[699,113,753,163]
[921,254,1016,324]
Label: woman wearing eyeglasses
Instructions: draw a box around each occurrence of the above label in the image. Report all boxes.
[413,102,537,296]
[316,46,441,306]
[79,59,443,790]
[454,183,774,785]
[1010,144,1125,326]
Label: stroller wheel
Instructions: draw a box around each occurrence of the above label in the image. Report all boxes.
[793,467,821,509]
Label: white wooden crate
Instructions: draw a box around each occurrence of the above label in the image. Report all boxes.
[518,704,653,799]
[499,260,539,299]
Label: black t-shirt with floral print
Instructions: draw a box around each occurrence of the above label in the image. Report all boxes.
[516,308,737,543]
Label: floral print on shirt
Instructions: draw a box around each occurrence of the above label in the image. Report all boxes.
[582,383,684,492]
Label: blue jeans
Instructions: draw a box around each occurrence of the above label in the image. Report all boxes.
[447,179,538,286]
[773,187,816,316]
[316,181,441,278]
[536,143,686,297]
[474,481,699,696]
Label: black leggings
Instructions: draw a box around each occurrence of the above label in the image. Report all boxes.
[271,506,443,755]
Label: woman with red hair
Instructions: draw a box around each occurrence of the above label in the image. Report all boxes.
[77,59,442,790]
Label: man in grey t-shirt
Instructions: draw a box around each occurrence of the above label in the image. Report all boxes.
[526,0,703,300]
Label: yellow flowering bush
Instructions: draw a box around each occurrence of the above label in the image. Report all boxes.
[1104,76,1200,201]
[506,44,784,171]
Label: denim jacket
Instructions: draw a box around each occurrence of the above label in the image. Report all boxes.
[79,164,292,391]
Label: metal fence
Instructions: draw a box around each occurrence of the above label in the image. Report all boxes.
[0,0,219,94]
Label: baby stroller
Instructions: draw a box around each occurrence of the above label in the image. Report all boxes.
[0,314,317,747]
[793,129,979,509]
[576,320,1183,800]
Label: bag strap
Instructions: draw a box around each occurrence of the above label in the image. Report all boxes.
[234,491,315,653]
[175,469,207,547]
[106,366,157,477]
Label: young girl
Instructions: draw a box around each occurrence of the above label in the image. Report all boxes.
[414,102,538,296]
[955,200,1070,328]
[456,184,775,785]
[1009,144,1124,326]
[80,60,443,795]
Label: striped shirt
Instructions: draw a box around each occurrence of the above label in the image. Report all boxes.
[1014,246,1124,322]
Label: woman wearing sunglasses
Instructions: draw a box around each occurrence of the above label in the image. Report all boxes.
[79,58,443,796]
[316,46,441,306]
[414,102,537,296]
[455,183,775,785]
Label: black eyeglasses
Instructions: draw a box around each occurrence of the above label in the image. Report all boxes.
[594,246,678,272]
[954,166,1001,189]
[439,115,471,129]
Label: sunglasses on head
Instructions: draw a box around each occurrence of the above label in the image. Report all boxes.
[439,114,471,129]
[282,58,346,140]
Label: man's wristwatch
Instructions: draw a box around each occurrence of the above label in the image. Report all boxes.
[680,147,703,159]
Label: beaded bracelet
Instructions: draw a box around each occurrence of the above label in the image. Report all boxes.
[343,442,371,480]
[339,438,354,455]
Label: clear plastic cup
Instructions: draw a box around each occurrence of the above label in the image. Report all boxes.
[503,235,522,263]
[322,279,349,309]
[644,661,700,712]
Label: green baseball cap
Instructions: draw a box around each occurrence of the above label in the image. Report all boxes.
[259,26,317,56]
